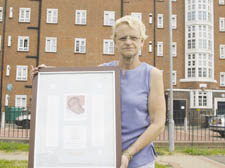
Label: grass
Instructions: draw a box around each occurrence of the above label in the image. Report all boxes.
[0,141,225,168]
[156,162,172,168]
[0,141,29,152]
[0,160,170,168]
[155,146,225,156]
[0,160,28,168]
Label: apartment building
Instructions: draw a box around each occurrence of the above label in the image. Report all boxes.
[0,0,225,125]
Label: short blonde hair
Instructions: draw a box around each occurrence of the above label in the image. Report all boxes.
[112,15,148,41]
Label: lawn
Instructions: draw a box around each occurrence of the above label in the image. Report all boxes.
[0,160,27,168]
[1,141,225,168]
[0,160,172,168]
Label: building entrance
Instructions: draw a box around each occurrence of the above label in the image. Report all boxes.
[217,102,225,115]
[173,100,186,125]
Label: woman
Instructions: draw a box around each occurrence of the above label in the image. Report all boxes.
[102,15,166,168]
[32,15,166,168]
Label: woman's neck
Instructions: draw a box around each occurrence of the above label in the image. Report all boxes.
[119,56,141,70]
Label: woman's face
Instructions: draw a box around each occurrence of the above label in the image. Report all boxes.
[115,23,144,59]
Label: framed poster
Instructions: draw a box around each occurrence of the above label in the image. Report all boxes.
[29,67,121,168]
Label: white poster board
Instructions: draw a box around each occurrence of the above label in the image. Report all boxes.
[29,67,121,168]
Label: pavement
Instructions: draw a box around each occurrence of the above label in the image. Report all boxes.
[0,151,225,168]
[0,151,28,160]
[156,154,225,168]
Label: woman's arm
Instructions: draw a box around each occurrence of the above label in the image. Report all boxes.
[121,68,166,167]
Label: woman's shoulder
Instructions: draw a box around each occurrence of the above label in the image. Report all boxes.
[99,60,119,67]
[142,62,162,76]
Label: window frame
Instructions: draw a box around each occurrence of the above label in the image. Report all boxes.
[157,14,164,28]
[131,12,142,21]
[220,72,225,87]
[75,10,87,25]
[46,8,58,24]
[16,65,28,81]
[172,14,177,29]
[74,38,86,54]
[17,36,29,51]
[219,0,225,5]
[45,37,57,53]
[0,7,3,22]
[15,95,27,110]
[172,42,177,57]
[103,39,114,55]
[157,41,163,56]
[149,41,152,52]
[104,11,115,26]
[19,8,31,23]
[172,71,177,85]
[219,17,225,32]
[220,44,225,59]
[190,90,212,109]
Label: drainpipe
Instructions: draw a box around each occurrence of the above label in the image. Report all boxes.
[36,0,42,66]
[153,0,156,67]
[0,0,8,115]
[121,0,124,17]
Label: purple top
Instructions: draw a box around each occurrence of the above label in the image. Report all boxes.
[103,61,156,168]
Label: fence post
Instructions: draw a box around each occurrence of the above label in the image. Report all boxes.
[184,117,188,132]
[1,112,5,128]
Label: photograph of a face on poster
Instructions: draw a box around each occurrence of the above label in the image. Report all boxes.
[64,94,87,120]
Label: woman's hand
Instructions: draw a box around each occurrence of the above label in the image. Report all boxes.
[31,64,47,79]
[120,155,129,168]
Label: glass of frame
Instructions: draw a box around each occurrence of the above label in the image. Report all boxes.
[29,67,121,168]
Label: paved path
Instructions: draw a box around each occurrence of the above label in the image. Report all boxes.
[156,154,225,168]
[0,151,225,168]
[0,151,28,160]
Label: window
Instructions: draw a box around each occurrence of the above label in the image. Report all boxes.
[157,42,163,56]
[190,90,212,108]
[172,71,177,85]
[220,45,225,59]
[15,95,27,110]
[220,72,225,86]
[172,15,177,29]
[149,13,153,24]
[219,17,225,32]
[149,41,152,52]
[131,12,142,21]
[18,36,29,51]
[8,36,12,47]
[6,65,11,76]
[219,0,225,5]
[157,14,164,28]
[16,65,28,81]
[103,40,114,55]
[75,10,87,25]
[46,8,58,24]
[19,8,31,22]
[172,42,177,57]
[187,25,196,49]
[5,94,9,106]
[104,11,115,26]
[0,7,3,21]
[74,38,86,53]
[45,37,57,52]
[9,7,13,18]
[187,54,196,78]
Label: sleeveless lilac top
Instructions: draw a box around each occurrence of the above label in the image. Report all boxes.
[103,61,156,168]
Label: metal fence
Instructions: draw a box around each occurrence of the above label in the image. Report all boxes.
[0,107,30,139]
[157,110,225,143]
[0,109,224,143]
